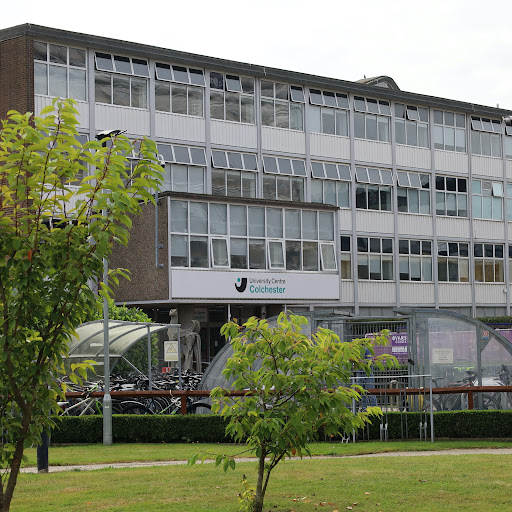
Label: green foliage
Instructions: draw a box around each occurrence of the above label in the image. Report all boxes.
[85,301,158,375]
[0,98,162,510]
[477,316,512,326]
[237,475,256,512]
[192,312,397,512]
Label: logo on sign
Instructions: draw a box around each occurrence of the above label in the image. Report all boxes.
[235,277,248,293]
[482,330,490,340]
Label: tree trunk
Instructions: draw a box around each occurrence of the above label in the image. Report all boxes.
[253,450,266,512]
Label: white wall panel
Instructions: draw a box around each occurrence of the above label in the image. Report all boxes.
[436,217,470,239]
[358,281,396,304]
[434,150,469,174]
[211,120,256,148]
[471,155,504,178]
[473,219,505,240]
[398,214,433,236]
[340,281,354,303]
[95,104,150,136]
[35,96,89,129]
[506,160,512,180]
[354,139,392,165]
[356,211,394,234]
[310,133,350,160]
[338,209,352,232]
[156,113,205,143]
[475,284,506,305]
[400,283,435,305]
[438,283,472,304]
[396,145,430,170]
[262,126,305,154]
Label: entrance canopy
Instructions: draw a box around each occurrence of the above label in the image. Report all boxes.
[68,320,175,359]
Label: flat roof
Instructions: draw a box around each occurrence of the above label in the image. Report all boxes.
[2,23,511,118]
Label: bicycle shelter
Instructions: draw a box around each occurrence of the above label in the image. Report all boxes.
[66,320,180,388]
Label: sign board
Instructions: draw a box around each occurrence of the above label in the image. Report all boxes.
[171,270,340,301]
[432,348,454,364]
[164,340,179,362]
[482,330,490,340]
[161,366,172,373]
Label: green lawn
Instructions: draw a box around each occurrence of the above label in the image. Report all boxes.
[22,439,512,467]
[12,452,512,511]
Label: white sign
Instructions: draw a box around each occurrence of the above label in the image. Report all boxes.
[164,341,179,362]
[171,270,340,301]
[432,348,454,364]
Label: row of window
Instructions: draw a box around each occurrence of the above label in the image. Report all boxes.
[170,201,336,271]
[35,42,512,157]
[340,237,508,283]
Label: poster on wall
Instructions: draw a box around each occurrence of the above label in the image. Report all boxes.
[171,270,340,301]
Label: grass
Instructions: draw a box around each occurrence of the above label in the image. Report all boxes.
[21,439,512,467]
[11,452,512,511]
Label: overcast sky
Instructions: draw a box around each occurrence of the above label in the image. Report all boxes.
[3,0,512,110]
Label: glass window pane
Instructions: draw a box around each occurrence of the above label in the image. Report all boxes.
[408,189,419,213]
[210,72,224,90]
[172,65,189,83]
[395,119,406,145]
[34,63,48,95]
[366,115,378,140]
[112,74,130,106]
[34,41,47,61]
[267,208,283,238]
[292,160,306,176]
[378,117,389,142]
[358,254,369,279]
[445,127,455,152]
[399,256,410,280]
[277,176,291,201]
[189,167,205,194]
[269,241,284,268]
[249,239,266,269]
[261,99,274,126]
[211,170,225,195]
[227,152,243,170]
[230,238,247,269]
[406,121,417,146]
[263,175,276,200]
[96,52,113,71]
[212,239,229,267]
[49,44,67,65]
[322,109,335,135]
[321,244,336,270]
[263,156,278,173]
[309,105,321,133]
[290,103,303,131]
[69,68,86,101]
[171,85,187,114]
[354,112,365,138]
[249,207,265,237]
[303,242,319,271]
[241,77,254,94]
[324,181,336,206]
[286,240,301,270]
[171,165,187,192]
[285,209,301,239]
[131,78,147,108]
[190,236,208,267]
[275,101,289,128]
[227,171,242,197]
[277,158,292,175]
[369,255,381,280]
[291,178,304,202]
[171,235,188,266]
[188,88,203,117]
[48,65,67,97]
[335,110,348,136]
[113,55,132,74]
[242,173,256,198]
[241,96,254,124]
[433,125,444,150]
[422,258,432,281]
[132,58,149,77]
[225,92,240,122]
[155,82,170,112]
[210,203,227,235]
[302,211,317,239]
[456,128,466,152]
[230,205,247,236]
[170,200,188,232]
[319,212,334,240]
[156,63,172,81]
[210,91,224,119]
[311,180,323,203]
[189,202,208,233]
[243,153,258,171]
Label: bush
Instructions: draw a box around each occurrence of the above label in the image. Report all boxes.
[50,410,512,444]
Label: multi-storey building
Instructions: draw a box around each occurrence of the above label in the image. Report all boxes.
[3,24,512,362]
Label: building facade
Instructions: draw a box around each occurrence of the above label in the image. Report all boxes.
[2,24,512,361]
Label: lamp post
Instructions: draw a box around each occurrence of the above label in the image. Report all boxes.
[95,129,125,446]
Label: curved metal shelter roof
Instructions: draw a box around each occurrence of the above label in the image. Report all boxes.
[68,320,175,359]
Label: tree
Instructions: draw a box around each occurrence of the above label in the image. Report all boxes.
[85,301,159,376]
[0,99,162,511]
[191,313,396,512]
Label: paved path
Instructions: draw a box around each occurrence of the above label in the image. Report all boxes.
[20,448,512,474]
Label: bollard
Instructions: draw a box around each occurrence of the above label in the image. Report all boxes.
[37,431,49,473]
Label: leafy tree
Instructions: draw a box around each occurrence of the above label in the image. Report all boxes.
[86,301,158,375]
[190,313,396,512]
[0,99,162,511]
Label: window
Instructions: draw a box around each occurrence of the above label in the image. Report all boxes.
[507,184,512,221]
[357,237,393,280]
[472,179,503,220]
[504,117,512,159]
[437,242,469,282]
[156,143,207,166]
[34,41,86,101]
[435,176,467,217]
[355,167,392,211]
[340,235,352,279]
[155,63,205,85]
[397,172,430,214]
[471,116,502,157]
[395,104,428,148]
[211,150,257,198]
[210,72,254,123]
[311,162,351,207]
[263,157,305,201]
[433,110,466,152]
[309,89,349,136]
[398,239,432,281]
[161,164,206,194]
[353,96,390,142]
[170,201,336,272]
[68,134,89,185]
[94,52,148,108]
[261,81,304,130]
[155,81,203,117]
[474,243,504,282]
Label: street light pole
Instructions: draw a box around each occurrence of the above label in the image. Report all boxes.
[95,129,125,446]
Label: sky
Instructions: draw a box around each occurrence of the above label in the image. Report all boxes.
[3,0,512,110]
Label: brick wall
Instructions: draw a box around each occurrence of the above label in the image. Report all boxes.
[0,34,34,119]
